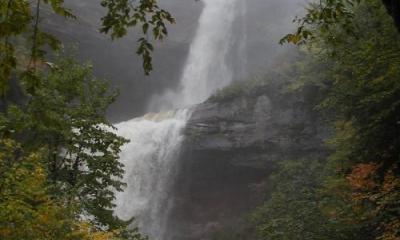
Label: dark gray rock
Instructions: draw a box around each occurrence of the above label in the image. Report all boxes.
[165,83,330,240]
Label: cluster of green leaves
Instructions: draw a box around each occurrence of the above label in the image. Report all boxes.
[100,0,175,74]
[280,0,361,45]
[280,0,398,45]
[2,57,126,227]
[0,0,76,95]
[252,0,400,240]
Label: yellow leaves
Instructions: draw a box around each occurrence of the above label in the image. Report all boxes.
[289,34,303,44]
[280,33,303,45]
[78,221,120,240]
[1,138,15,148]
[0,139,70,239]
[382,168,400,193]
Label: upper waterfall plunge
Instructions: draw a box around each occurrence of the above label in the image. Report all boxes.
[148,0,240,112]
[115,0,241,239]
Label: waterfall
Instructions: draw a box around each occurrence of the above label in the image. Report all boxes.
[148,0,239,112]
[114,110,191,239]
[115,0,240,239]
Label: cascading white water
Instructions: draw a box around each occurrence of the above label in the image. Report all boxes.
[115,0,240,239]
[114,110,191,239]
[148,0,239,112]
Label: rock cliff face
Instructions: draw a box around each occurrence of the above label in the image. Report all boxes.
[165,82,330,240]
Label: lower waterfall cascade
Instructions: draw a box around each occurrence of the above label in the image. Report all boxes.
[114,109,192,239]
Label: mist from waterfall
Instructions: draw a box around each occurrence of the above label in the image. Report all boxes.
[114,0,240,239]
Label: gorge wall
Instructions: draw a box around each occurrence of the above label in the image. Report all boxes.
[165,78,330,240]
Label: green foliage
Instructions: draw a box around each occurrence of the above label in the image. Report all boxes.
[315,1,400,168]
[279,0,400,45]
[0,139,79,239]
[252,159,361,240]
[0,0,74,95]
[0,140,144,240]
[0,56,144,239]
[281,0,399,45]
[100,0,175,75]
[0,56,131,230]
[259,0,400,240]
[0,0,173,238]
[0,0,30,95]
[282,0,400,176]
[0,0,174,97]
[280,0,362,45]
[250,1,400,240]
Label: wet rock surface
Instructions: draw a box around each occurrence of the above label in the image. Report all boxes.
[165,84,330,240]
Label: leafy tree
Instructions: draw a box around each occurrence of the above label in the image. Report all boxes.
[0,138,144,240]
[0,139,78,239]
[0,56,141,237]
[251,1,400,239]
[275,0,400,239]
[280,0,400,45]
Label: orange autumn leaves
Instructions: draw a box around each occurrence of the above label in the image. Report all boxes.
[347,163,400,202]
[347,163,400,240]
[348,163,379,193]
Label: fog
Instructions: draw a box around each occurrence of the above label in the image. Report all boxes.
[44,0,305,122]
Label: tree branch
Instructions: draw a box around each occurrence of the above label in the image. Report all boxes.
[29,0,41,70]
